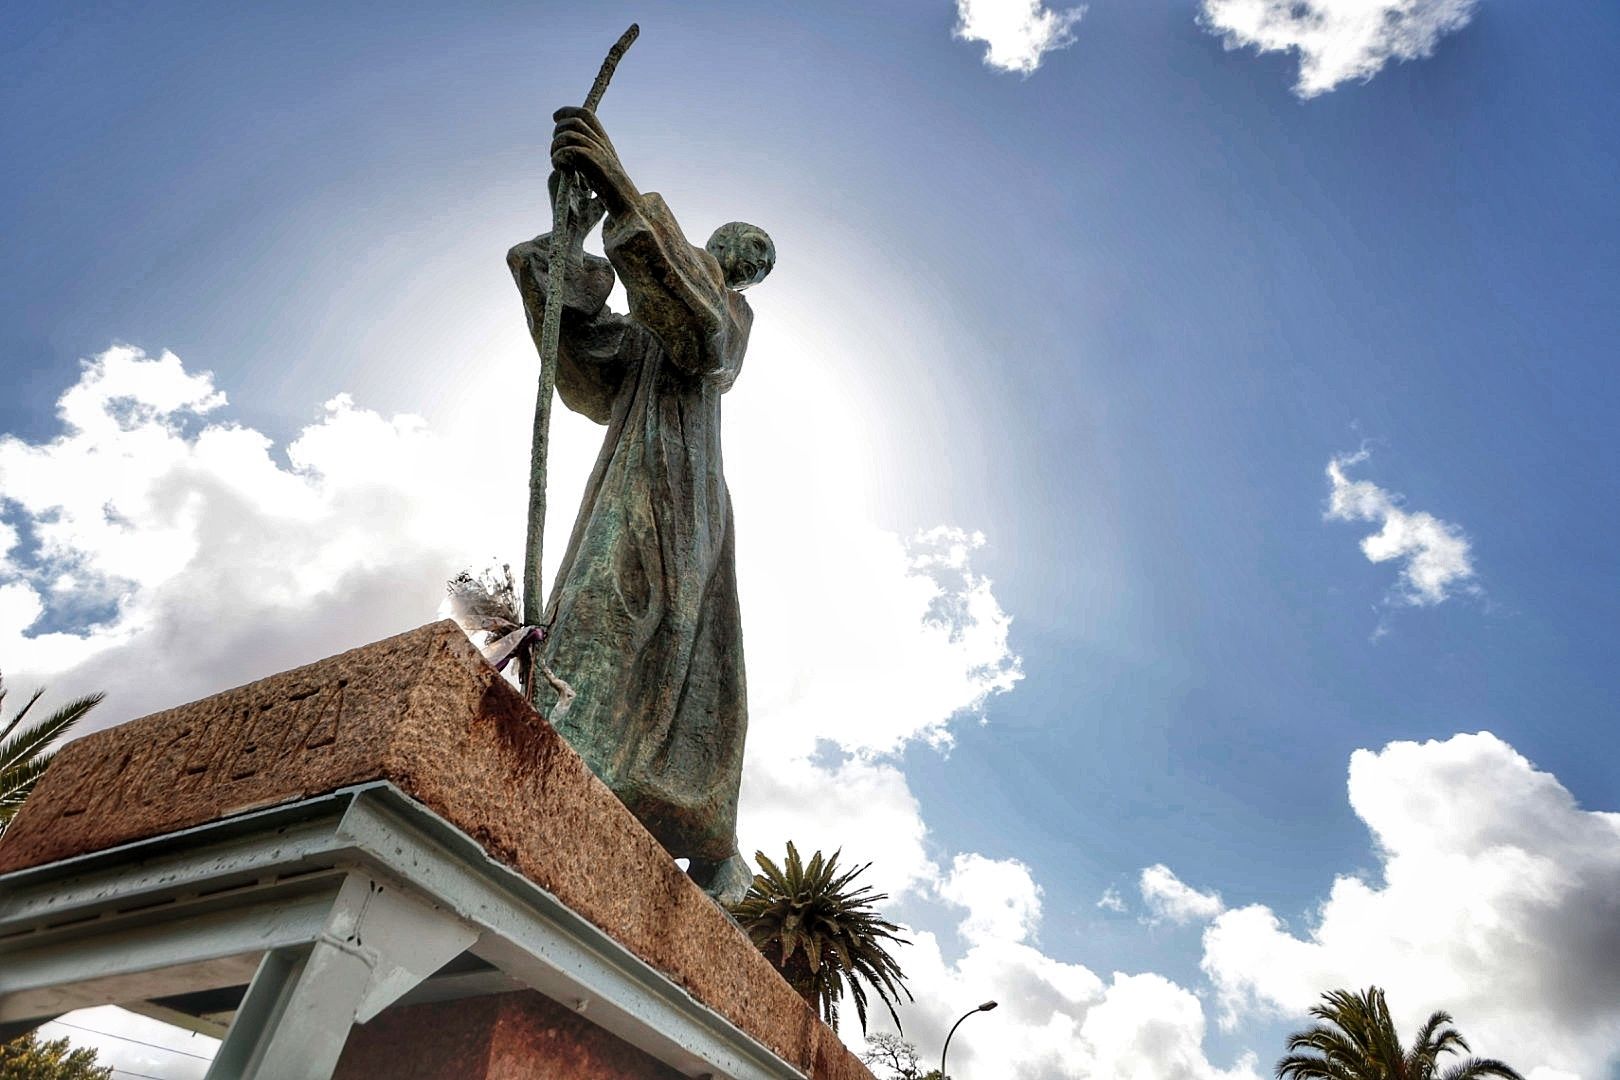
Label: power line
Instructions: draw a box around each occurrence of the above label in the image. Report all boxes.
[111,1070,171,1080]
[42,1018,214,1061]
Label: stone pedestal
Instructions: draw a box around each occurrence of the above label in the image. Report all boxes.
[0,622,873,1080]
[332,991,684,1080]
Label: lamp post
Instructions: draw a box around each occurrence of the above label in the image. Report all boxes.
[939,1000,997,1079]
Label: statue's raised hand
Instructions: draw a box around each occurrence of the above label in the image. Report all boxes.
[551,106,640,217]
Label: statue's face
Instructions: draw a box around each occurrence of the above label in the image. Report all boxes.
[706,222,775,291]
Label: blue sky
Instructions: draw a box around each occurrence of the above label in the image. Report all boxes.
[4,2,1620,1077]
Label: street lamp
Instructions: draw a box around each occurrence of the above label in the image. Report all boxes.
[939,1000,997,1079]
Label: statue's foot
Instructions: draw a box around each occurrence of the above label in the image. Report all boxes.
[688,850,753,907]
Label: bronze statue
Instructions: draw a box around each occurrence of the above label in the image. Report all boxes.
[508,104,773,903]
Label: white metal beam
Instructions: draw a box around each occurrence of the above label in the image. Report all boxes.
[205,947,305,1080]
[0,955,260,1028]
[123,999,232,1039]
[0,888,337,1022]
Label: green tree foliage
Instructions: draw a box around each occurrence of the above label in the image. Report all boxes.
[730,841,913,1033]
[0,673,104,836]
[0,1031,113,1080]
[1278,987,1525,1080]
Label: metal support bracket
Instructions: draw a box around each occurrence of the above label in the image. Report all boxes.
[203,871,476,1080]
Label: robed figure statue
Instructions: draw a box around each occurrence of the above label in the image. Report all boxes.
[508,107,774,903]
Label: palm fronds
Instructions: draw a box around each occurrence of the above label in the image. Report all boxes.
[1277,987,1524,1080]
[0,672,103,834]
[730,841,914,1033]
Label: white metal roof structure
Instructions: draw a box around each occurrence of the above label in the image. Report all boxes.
[0,782,804,1080]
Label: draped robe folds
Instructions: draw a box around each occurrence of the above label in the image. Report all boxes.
[507,192,750,869]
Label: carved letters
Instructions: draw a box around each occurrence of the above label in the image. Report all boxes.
[58,677,350,818]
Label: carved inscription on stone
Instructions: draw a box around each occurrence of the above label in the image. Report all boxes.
[0,622,496,876]
[58,677,350,819]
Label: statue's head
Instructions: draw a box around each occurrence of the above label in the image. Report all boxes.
[706,222,775,291]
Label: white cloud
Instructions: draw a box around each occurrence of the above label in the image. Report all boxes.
[1139,864,1225,925]
[1097,887,1127,913]
[1197,732,1620,1078]
[1325,450,1475,606]
[941,853,1045,944]
[1199,0,1478,98]
[954,0,1086,75]
[742,524,1022,763]
[0,347,510,711]
[0,518,20,565]
[739,752,936,899]
[1080,974,1260,1080]
[737,534,1253,1080]
[732,471,1022,901]
[0,581,45,643]
[870,856,1260,1080]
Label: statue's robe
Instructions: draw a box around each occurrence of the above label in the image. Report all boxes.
[508,192,750,869]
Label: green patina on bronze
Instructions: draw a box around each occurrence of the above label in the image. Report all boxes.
[509,96,774,903]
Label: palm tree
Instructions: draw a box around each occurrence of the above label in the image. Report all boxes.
[0,673,103,836]
[730,841,914,1033]
[1278,987,1524,1080]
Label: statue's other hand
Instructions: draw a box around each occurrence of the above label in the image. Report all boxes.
[547,169,609,236]
[551,106,638,215]
[577,192,608,234]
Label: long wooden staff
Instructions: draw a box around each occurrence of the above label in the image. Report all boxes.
[523,23,639,707]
